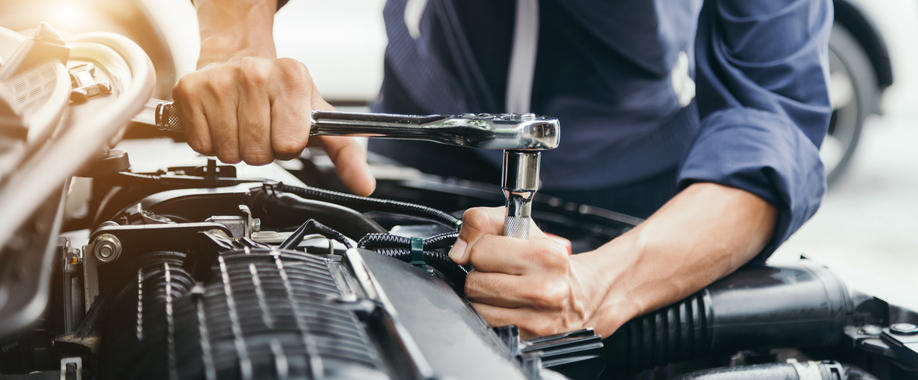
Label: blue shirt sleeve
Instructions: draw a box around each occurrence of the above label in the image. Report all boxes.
[680,0,834,264]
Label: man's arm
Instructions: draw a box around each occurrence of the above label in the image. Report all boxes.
[449,182,775,338]
[173,0,376,196]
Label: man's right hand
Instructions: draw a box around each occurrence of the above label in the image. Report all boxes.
[173,0,375,197]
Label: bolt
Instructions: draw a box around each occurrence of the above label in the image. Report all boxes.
[890,323,918,336]
[92,234,122,263]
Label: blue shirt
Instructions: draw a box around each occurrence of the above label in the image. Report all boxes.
[373,0,833,261]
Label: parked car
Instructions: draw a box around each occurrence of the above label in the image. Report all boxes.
[825,0,895,185]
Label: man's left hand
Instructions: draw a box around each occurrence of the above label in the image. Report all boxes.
[448,207,601,338]
[447,183,778,339]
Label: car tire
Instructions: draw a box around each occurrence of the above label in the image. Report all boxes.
[824,23,877,186]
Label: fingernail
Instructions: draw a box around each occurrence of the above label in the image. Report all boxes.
[449,238,467,262]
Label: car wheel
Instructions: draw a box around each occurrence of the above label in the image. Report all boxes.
[823,23,877,186]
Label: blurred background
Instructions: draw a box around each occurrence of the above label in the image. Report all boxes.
[0,0,915,287]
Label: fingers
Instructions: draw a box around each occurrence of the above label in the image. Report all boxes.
[172,82,212,156]
[172,56,376,196]
[269,58,312,161]
[469,302,570,338]
[448,207,505,264]
[449,207,546,264]
[236,58,274,165]
[466,271,541,307]
[307,93,376,196]
[172,57,312,165]
[320,135,376,196]
[462,239,573,308]
[448,206,587,337]
[462,235,532,274]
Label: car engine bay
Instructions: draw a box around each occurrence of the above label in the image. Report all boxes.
[2,24,918,380]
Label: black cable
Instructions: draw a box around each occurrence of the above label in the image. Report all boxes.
[373,248,467,289]
[423,231,460,249]
[358,233,410,249]
[276,183,462,230]
[280,219,353,250]
[114,171,269,188]
[357,231,459,250]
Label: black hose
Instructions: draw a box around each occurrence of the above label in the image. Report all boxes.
[674,363,799,380]
[357,231,459,250]
[373,247,467,289]
[674,361,865,380]
[276,183,462,230]
[280,219,353,250]
[604,292,712,373]
[844,364,879,380]
[258,191,388,239]
[603,263,849,374]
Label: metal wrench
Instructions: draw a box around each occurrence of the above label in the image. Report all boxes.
[133,100,561,239]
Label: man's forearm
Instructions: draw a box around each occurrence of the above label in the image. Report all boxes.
[194,0,278,65]
[578,182,777,337]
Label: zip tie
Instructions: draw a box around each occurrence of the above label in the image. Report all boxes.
[410,237,426,271]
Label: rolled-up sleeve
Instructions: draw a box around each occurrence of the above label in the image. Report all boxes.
[680,0,834,263]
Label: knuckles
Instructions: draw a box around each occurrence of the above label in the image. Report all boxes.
[536,283,569,309]
[172,57,317,165]
[172,75,195,101]
[523,238,570,272]
[460,207,498,234]
[237,57,270,89]
[205,66,237,99]
[275,58,309,82]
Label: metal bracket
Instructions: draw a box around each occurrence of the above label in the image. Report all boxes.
[68,63,111,102]
[81,222,233,312]
[60,357,82,380]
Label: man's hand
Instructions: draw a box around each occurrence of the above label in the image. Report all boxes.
[448,207,598,338]
[173,0,375,196]
[450,183,777,339]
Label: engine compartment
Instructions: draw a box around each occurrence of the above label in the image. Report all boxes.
[2,24,918,380]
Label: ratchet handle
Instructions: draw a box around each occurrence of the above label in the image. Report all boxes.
[154,101,448,135]
[153,101,558,151]
[155,102,182,133]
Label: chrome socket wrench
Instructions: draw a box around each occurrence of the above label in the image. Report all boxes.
[141,101,560,239]
[502,150,540,240]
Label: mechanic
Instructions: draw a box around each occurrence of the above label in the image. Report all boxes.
[173,0,832,338]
